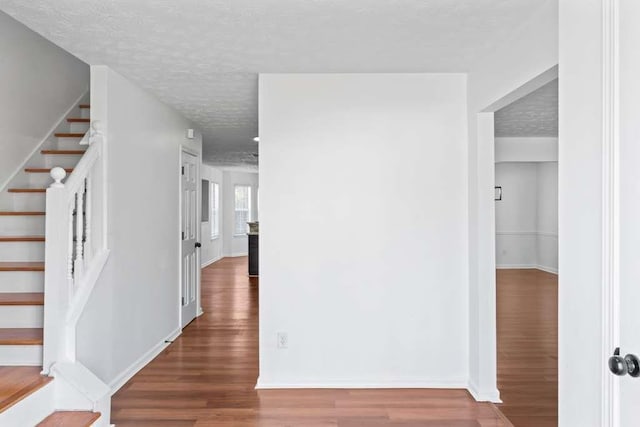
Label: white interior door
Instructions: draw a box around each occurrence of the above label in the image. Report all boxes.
[617,0,640,423]
[181,151,199,328]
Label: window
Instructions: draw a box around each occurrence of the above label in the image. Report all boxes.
[201,180,209,222]
[210,182,220,239]
[234,185,252,235]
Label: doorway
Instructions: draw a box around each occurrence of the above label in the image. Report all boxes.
[493,79,559,426]
[181,149,200,328]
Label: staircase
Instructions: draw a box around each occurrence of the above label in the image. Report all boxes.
[0,101,107,426]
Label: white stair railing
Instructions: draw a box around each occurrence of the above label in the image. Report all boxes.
[43,121,109,373]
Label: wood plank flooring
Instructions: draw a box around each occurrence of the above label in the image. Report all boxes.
[112,257,510,426]
[496,269,558,427]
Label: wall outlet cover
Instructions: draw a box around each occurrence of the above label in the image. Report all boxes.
[277,332,288,349]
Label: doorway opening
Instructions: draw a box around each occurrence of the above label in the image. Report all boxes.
[493,79,559,426]
[180,149,201,328]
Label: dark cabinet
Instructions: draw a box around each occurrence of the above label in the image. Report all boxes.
[248,234,259,277]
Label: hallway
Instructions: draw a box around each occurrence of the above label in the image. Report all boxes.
[112,257,510,426]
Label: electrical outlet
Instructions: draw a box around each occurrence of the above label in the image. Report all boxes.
[277,332,288,349]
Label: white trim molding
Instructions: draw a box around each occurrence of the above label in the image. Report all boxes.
[467,379,502,403]
[496,265,558,275]
[601,0,621,425]
[109,327,182,394]
[228,252,248,258]
[255,377,469,390]
[201,255,223,269]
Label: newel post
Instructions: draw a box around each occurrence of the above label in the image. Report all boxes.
[42,167,74,373]
[89,120,104,145]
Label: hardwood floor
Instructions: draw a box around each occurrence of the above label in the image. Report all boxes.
[112,257,510,426]
[496,269,558,427]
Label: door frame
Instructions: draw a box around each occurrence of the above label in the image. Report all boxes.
[600,0,619,424]
[473,65,559,402]
[178,146,202,329]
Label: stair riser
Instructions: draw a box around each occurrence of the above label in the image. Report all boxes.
[0,217,45,235]
[55,137,83,149]
[56,138,86,151]
[0,242,44,262]
[0,272,44,293]
[27,173,56,188]
[80,108,90,119]
[69,123,90,134]
[0,306,43,328]
[0,345,42,366]
[5,195,46,212]
[42,154,83,169]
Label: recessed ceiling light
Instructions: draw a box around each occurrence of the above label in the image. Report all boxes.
[253,136,260,142]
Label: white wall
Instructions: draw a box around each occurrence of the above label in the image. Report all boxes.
[76,66,202,388]
[558,0,605,424]
[495,163,538,267]
[259,73,469,388]
[466,0,558,401]
[495,137,558,162]
[0,11,89,190]
[536,162,558,273]
[495,162,558,273]
[222,170,259,257]
[201,164,224,267]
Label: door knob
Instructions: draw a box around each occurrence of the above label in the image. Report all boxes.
[625,353,640,377]
[608,347,640,377]
[609,348,626,376]
[195,242,202,248]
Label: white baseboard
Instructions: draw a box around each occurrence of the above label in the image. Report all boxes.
[535,265,558,275]
[496,264,537,270]
[467,379,502,403]
[227,252,248,258]
[255,377,468,390]
[201,255,223,268]
[109,327,182,394]
[496,264,558,275]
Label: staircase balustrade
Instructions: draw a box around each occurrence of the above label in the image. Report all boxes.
[42,120,109,373]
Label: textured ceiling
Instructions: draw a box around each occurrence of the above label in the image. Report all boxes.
[495,79,558,137]
[0,0,550,168]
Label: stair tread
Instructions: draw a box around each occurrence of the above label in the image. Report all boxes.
[0,235,44,242]
[79,104,90,109]
[0,293,44,306]
[8,188,46,193]
[0,262,44,271]
[54,133,84,138]
[0,367,51,414]
[37,411,100,427]
[0,328,43,345]
[0,211,45,216]
[25,168,73,173]
[41,150,85,155]
[66,118,90,123]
